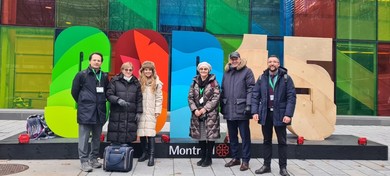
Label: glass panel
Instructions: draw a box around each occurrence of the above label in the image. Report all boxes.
[206,0,249,35]
[294,0,335,38]
[215,36,243,65]
[1,0,55,27]
[378,0,390,41]
[267,39,284,65]
[159,0,204,33]
[336,0,376,40]
[251,0,293,36]
[109,0,157,31]
[336,42,376,115]
[378,44,390,116]
[0,27,54,109]
[56,0,108,30]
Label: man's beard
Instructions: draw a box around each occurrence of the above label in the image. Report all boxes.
[269,66,277,73]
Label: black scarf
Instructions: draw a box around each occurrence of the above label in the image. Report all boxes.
[197,75,210,89]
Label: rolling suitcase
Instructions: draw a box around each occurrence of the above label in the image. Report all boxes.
[103,144,134,172]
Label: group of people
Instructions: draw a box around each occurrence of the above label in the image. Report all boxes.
[71,51,296,176]
[71,53,163,172]
[188,52,296,176]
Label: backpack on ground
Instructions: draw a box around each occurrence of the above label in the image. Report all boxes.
[26,114,54,139]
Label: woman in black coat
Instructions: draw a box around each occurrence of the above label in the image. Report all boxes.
[106,62,143,144]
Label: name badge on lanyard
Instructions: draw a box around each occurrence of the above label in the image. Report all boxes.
[96,87,104,93]
[270,95,274,101]
[93,69,104,93]
[199,97,204,104]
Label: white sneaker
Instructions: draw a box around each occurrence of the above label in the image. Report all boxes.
[81,162,93,172]
[89,159,102,168]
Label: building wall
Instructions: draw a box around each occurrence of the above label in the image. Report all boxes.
[0,0,389,116]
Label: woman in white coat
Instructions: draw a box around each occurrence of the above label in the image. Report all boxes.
[137,61,163,166]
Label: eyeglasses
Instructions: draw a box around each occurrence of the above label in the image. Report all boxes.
[123,68,133,72]
[199,68,209,71]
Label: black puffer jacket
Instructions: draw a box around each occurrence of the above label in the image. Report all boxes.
[106,74,143,143]
[71,67,109,125]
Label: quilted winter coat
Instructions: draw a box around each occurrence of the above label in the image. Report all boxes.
[106,74,143,143]
[137,78,163,137]
[188,74,221,140]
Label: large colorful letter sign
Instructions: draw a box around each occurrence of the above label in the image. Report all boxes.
[114,29,169,134]
[170,31,223,138]
[45,26,111,138]
[284,36,336,140]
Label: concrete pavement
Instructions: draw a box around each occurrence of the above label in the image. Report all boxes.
[1,120,390,175]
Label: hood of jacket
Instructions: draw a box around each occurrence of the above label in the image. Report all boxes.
[155,75,163,86]
[224,57,248,72]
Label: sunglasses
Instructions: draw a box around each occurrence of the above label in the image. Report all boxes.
[123,68,133,72]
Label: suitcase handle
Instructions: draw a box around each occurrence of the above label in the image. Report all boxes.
[106,152,125,166]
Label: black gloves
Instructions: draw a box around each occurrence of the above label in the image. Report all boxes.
[244,105,251,116]
[117,99,130,107]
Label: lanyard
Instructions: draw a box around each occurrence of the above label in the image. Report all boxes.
[199,88,204,95]
[92,69,102,83]
[269,75,278,91]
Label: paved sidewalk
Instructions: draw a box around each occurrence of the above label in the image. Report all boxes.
[0,120,389,176]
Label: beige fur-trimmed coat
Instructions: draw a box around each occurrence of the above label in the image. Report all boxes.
[137,78,163,137]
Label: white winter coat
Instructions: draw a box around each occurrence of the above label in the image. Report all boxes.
[137,79,163,136]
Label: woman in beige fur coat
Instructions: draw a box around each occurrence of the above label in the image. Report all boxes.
[137,61,163,167]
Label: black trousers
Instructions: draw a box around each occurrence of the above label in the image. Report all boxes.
[227,120,251,163]
[262,110,287,168]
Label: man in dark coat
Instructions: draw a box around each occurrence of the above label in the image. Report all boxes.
[251,55,296,176]
[71,52,109,172]
[221,51,255,171]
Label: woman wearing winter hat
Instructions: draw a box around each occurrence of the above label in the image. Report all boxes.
[137,61,163,166]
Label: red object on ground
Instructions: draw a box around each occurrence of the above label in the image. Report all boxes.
[358,137,367,145]
[100,133,105,142]
[297,136,304,145]
[18,133,30,144]
[161,134,170,143]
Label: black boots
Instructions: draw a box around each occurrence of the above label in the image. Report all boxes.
[139,136,155,166]
[147,137,155,166]
[138,137,148,162]
[197,141,207,166]
[198,141,214,167]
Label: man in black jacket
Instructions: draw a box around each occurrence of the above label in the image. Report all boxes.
[251,55,296,176]
[71,52,109,172]
[221,51,255,171]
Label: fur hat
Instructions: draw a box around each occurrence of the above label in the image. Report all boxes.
[140,61,156,71]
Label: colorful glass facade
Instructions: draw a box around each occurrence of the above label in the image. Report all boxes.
[0,0,389,116]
